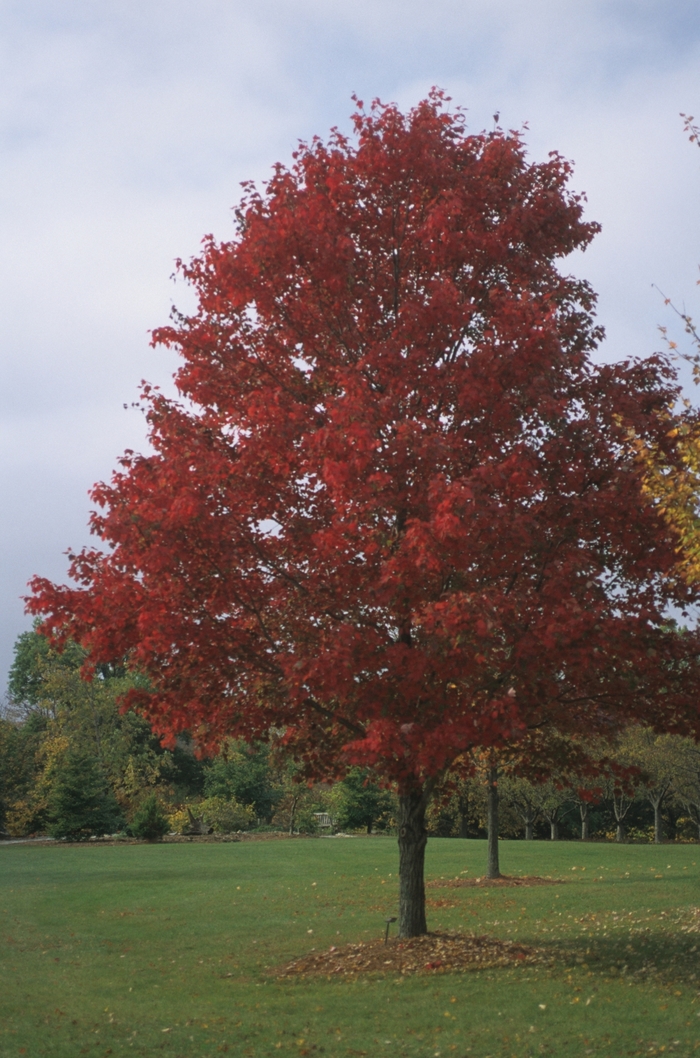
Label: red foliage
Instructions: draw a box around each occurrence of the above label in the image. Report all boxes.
[28,92,700,793]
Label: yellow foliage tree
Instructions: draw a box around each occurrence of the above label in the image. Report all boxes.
[635,114,700,585]
[632,418,700,586]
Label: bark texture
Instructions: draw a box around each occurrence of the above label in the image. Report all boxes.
[398,791,428,937]
[486,767,501,879]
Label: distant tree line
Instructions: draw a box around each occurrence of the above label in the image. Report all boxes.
[2,629,699,844]
[427,727,700,844]
[0,629,394,840]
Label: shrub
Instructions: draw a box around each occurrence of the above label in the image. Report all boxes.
[626,825,656,843]
[673,816,699,842]
[294,804,321,834]
[199,796,255,833]
[167,797,255,834]
[4,797,47,838]
[166,804,191,834]
[129,793,170,841]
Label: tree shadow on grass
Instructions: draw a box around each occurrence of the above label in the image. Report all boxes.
[545,929,699,988]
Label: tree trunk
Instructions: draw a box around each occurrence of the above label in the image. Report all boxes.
[458,793,470,838]
[653,802,664,844]
[613,795,630,842]
[398,791,428,938]
[486,767,501,879]
[288,793,300,835]
[580,804,590,841]
[550,820,559,841]
[524,821,533,841]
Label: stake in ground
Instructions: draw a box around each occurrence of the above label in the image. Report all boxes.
[1,837,698,1057]
[29,92,700,937]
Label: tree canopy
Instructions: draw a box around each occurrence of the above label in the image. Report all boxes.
[28,92,700,934]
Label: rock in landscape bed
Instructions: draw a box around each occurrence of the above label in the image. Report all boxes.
[276,931,550,978]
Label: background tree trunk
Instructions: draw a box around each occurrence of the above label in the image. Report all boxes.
[550,821,559,840]
[580,803,590,841]
[398,791,428,937]
[486,767,501,879]
[644,780,671,845]
[524,821,533,841]
[288,792,300,835]
[653,801,664,844]
[613,794,631,842]
[458,790,470,838]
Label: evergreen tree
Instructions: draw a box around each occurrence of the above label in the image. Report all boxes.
[48,752,123,839]
[129,793,169,841]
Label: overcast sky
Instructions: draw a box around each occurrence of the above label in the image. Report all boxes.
[2,0,700,689]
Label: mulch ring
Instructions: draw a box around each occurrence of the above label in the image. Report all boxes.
[427,875,565,889]
[275,931,550,978]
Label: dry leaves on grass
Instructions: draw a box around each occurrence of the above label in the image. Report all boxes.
[678,907,700,934]
[427,875,564,890]
[275,931,549,979]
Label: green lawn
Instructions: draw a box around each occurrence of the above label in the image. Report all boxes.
[1,836,698,1057]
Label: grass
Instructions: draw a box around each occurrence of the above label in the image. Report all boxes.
[1,836,698,1057]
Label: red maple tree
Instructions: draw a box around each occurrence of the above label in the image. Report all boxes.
[29,93,700,935]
